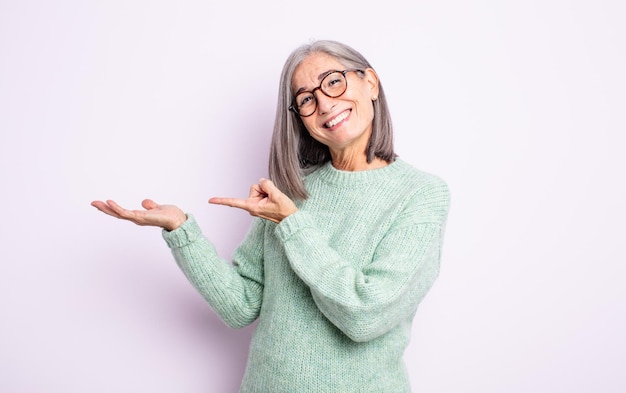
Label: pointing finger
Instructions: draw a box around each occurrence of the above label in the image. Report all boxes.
[208,197,248,210]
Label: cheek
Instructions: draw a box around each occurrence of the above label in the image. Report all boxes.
[301,118,317,133]
[349,88,375,117]
[301,120,327,142]
[359,98,375,122]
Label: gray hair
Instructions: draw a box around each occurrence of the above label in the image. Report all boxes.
[269,40,396,200]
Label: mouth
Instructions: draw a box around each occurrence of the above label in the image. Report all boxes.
[324,110,350,129]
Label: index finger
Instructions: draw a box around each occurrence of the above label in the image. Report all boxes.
[208,197,248,210]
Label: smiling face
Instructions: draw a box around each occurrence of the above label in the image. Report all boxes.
[291,52,379,163]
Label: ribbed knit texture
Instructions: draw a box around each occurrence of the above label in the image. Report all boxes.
[162,158,450,393]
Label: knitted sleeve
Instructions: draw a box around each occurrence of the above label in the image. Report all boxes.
[162,215,265,329]
[275,178,450,342]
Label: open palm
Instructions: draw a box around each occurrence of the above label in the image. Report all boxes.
[91,199,187,231]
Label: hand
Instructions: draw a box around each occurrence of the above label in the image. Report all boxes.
[209,178,297,223]
[91,199,188,231]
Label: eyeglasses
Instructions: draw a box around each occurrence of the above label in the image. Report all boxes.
[289,69,364,117]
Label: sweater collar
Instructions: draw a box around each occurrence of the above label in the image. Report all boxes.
[311,158,407,187]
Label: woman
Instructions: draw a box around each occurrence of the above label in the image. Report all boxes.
[92,40,450,393]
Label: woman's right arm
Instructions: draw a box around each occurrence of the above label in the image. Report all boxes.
[163,216,265,328]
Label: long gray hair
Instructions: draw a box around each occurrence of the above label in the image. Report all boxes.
[269,40,396,200]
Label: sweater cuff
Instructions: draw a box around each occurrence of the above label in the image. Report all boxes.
[161,214,202,248]
[275,211,312,242]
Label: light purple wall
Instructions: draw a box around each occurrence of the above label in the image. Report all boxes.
[1,1,624,392]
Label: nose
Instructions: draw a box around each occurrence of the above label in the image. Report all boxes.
[314,89,335,114]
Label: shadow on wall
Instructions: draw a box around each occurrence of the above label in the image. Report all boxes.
[171,89,274,388]
[83,235,256,391]
[171,291,258,389]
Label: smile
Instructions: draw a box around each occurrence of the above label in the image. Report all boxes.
[324,110,350,128]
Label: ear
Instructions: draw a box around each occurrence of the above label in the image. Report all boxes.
[363,68,380,100]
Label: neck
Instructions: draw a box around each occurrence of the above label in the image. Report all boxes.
[331,153,388,172]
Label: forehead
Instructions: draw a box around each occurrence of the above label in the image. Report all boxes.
[292,52,345,90]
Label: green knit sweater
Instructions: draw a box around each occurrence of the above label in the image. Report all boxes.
[162,159,450,393]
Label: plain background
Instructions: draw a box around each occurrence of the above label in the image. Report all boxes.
[1,0,624,392]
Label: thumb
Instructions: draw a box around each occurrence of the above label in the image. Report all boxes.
[258,178,280,195]
[141,199,159,210]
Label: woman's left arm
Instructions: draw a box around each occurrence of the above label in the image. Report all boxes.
[276,181,450,342]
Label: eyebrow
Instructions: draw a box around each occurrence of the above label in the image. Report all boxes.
[294,69,336,95]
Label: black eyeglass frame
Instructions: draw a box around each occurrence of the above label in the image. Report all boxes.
[288,68,364,117]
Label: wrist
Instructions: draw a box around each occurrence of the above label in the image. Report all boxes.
[165,213,188,232]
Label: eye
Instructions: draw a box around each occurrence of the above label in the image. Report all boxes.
[323,73,346,93]
[325,76,343,88]
[298,93,315,107]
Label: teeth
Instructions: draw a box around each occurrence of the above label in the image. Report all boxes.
[326,111,348,128]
